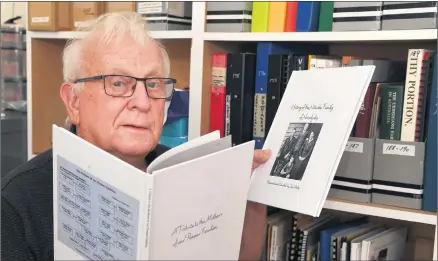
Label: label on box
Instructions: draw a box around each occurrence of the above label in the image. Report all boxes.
[32,17,49,23]
[382,143,415,157]
[137,2,163,14]
[345,141,363,153]
[74,21,91,28]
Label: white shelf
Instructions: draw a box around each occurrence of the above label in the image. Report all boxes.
[27,30,193,40]
[203,29,437,42]
[324,198,437,225]
[27,29,437,42]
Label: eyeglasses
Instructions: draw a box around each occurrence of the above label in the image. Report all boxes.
[73,74,176,100]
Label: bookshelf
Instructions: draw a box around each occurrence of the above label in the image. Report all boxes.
[204,29,437,42]
[26,2,437,258]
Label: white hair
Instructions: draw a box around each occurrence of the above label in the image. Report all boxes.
[63,12,171,127]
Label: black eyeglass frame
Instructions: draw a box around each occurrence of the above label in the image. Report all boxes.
[73,74,177,100]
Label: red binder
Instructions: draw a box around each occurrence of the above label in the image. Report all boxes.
[209,52,228,137]
[285,2,298,32]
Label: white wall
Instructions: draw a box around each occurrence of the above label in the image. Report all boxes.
[1,2,27,27]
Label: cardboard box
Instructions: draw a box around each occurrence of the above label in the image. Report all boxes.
[28,2,72,31]
[72,2,104,28]
[104,2,136,13]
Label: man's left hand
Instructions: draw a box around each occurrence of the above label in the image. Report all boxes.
[252,149,272,173]
[248,148,271,213]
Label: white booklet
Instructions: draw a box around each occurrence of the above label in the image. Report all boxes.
[247,65,375,217]
[52,125,255,260]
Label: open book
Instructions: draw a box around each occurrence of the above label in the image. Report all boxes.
[248,65,376,217]
[52,125,255,260]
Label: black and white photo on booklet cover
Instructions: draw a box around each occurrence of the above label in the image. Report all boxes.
[270,122,322,180]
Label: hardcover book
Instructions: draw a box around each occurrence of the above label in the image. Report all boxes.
[247,66,375,217]
[52,125,255,260]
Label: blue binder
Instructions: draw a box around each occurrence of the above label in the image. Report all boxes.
[296,1,321,32]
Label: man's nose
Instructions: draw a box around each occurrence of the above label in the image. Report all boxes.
[127,81,151,111]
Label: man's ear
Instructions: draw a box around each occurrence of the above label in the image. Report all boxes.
[60,82,80,125]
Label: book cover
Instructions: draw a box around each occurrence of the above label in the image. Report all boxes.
[247,66,375,217]
[52,125,255,260]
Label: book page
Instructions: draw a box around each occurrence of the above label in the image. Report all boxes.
[147,136,232,174]
[317,67,374,216]
[248,66,375,216]
[52,125,150,261]
[147,130,220,173]
[56,155,140,260]
[146,140,255,260]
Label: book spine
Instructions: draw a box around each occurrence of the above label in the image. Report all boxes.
[210,52,228,137]
[296,1,321,32]
[266,55,284,138]
[290,228,299,261]
[284,2,298,32]
[280,54,293,98]
[400,49,432,141]
[287,217,298,261]
[300,232,308,261]
[418,54,435,141]
[141,177,154,259]
[225,53,240,137]
[253,43,277,149]
[241,54,257,144]
[379,85,404,140]
[267,2,288,32]
[354,83,377,138]
[270,226,278,260]
[318,1,334,31]
[297,231,304,260]
[423,54,437,212]
[293,55,308,71]
[251,2,270,32]
[331,237,337,261]
[227,53,257,146]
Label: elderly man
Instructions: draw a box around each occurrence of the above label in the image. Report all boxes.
[1,13,271,261]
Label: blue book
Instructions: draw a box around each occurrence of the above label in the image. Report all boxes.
[319,218,367,261]
[253,43,291,149]
[296,1,321,32]
[252,42,328,149]
[159,136,188,148]
[422,54,437,212]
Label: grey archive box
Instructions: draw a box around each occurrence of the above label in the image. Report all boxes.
[382,1,438,30]
[372,139,425,209]
[137,2,192,31]
[206,2,252,32]
[332,2,383,31]
[329,138,375,203]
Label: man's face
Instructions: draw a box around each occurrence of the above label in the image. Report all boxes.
[72,36,165,159]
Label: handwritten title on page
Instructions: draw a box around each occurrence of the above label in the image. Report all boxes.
[171,212,223,248]
[290,103,334,121]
